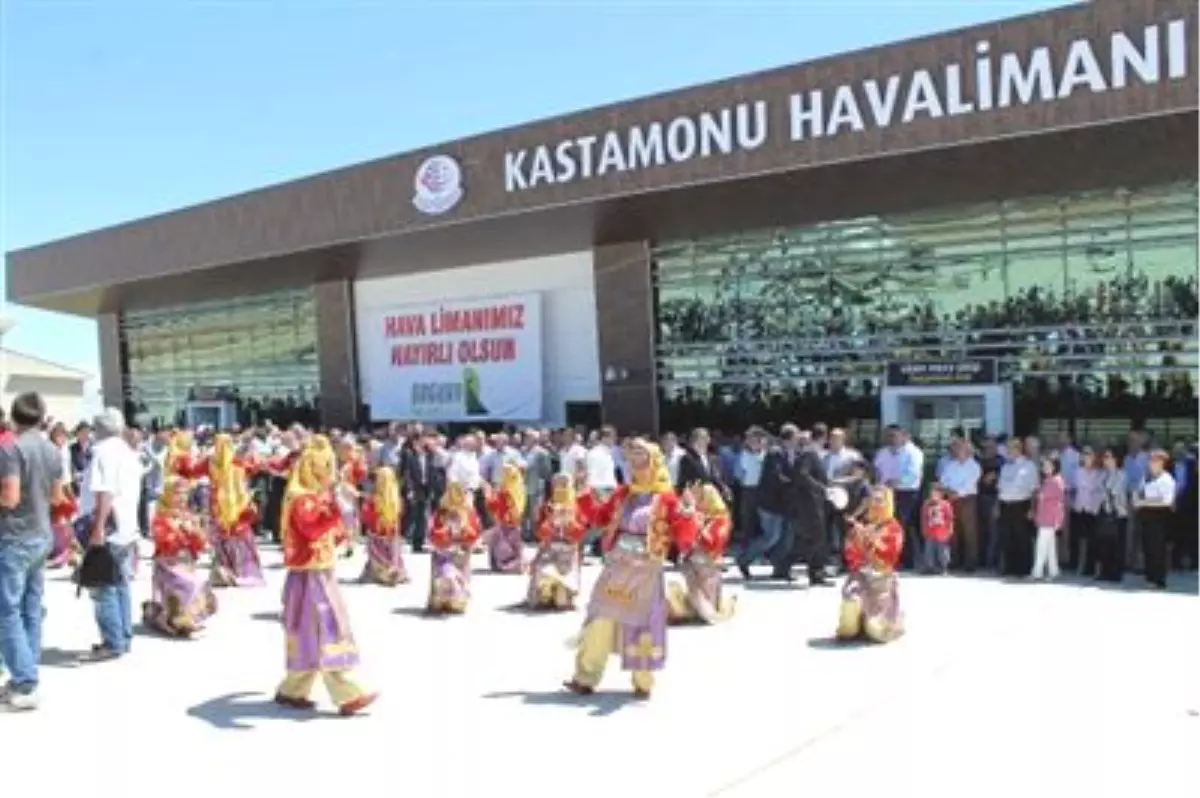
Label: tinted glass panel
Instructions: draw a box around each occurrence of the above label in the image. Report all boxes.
[120,289,320,428]
[653,183,1198,443]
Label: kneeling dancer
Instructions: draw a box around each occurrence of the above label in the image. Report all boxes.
[666,483,737,624]
[275,435,377,715]
[563,440,697,699]
[835,486,905,643]
[484,462,526,573]
[526,473,587,610]
[142,476,218,637]
[427,481,481,614]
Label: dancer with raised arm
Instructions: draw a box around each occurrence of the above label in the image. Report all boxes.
[484,461,526,573]
[835,485,905,644]
[360,466,409,585]
[142,475,218,637]
[526,473,587,610]
[336,439,368,558]
[173,432,265,587]
[563,439,697,700]
[275,435,377,715]
[427,480,481,614]
[666,483,737,624]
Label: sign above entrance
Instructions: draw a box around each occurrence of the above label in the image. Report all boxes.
[886,358,998,387]
[360,292,543,422]
[503,18,1189,192]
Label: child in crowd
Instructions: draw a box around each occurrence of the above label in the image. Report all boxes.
[921,484,954,574]
[1032,457,1065,580]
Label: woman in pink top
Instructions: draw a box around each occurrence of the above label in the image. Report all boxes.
[1031,457,1066,579]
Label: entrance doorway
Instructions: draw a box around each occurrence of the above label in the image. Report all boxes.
[880,383,1013,445]
[904,394,987,446]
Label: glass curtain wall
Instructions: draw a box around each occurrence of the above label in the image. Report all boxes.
[120,288,320,428]
[653,182,1198,442]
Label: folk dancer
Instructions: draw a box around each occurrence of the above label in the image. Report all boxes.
[484,461,526,573]
[336,439,368,558]
[563,439,698,700]
[274,435,378,715]
[359,466,409,585]
[526,473,587,610]
[427,481,481,614]
[666,483,737,624]
[48,488,80,570]
[142,475,218,637]
[835,486,905,644]
[176,433,265,587]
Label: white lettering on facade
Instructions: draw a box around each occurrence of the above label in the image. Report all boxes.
[503,20,1190,191]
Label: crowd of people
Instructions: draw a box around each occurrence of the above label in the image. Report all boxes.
[658,272,1198,431]
[0,390,1196,714]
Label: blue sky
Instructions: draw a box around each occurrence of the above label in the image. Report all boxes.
[2,0,1060,379]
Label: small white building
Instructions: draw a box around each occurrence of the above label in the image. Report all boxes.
[1,348,92,427]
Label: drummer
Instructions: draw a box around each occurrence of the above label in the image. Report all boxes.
[829,460,872,570]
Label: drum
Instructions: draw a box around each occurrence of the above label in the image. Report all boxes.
[826,485,850,510]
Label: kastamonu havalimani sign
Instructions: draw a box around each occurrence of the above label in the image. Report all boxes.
[885,358,998,387]
[362,293,543,421]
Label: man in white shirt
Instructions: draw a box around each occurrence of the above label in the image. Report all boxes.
[584,426,619,557]
[875,426,925,568]
[585,426,619,494]
[446,435,482,492]
[79,408,143,661]
[939,439,982,571]
[558,430,587,478]
[996,437,1040,576]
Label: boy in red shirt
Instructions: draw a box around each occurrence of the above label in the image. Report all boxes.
[921,484,954,574]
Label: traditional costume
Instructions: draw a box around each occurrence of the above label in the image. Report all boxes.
[484,462,526,573]
[359,466,409,585]
[274,435,377,715]
[337,441,368,558]
[48,491,79,570]
[835,486,905,643]
[427,481,481,614]
[177,433,265,587]
[142,476,218,637]
[526,474,587,610]
[563,440,698,699]
[666,483,737,624]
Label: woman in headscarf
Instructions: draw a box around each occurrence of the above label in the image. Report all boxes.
[562,439,698,700]
[336,438,369,558]
[666,483,737,625]
[359,466,409,585]
[175,433,264,587]
[141,475,218,637]
[526,473,587,610]
[835,485,905,644]
[483,461,527,573]
[427,480,482,614]
[274,435,378,716]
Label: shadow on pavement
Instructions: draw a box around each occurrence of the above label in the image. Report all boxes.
[805,636,875,651]
[40,647,83,667]
[250,610,281,623]
[481,688,641,717]
[186,691,337,730]
[392,606,450,619]
[495,601,574,616]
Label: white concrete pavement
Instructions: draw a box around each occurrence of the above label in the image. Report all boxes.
[1,543,1196,798]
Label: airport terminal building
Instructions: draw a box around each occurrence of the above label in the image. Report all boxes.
[7,0,1197,443]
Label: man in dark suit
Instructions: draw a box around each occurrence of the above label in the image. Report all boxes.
[69,422,92,495]
[737,424,797,580]
[675,427,728,496]
[400,431,442,553]
[1170,441,1198,570]
[768,429,830,585]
